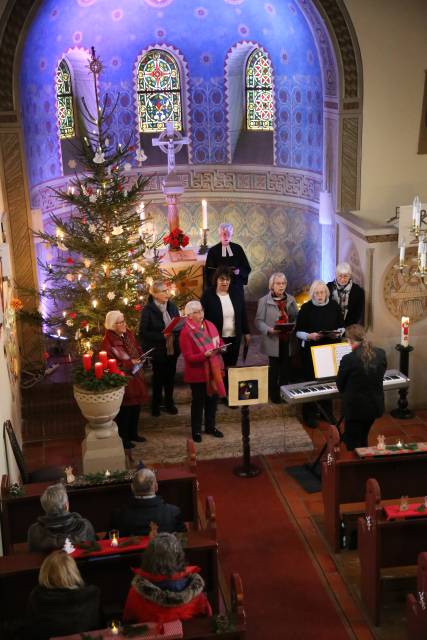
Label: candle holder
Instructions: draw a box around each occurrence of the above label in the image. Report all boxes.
[390,344,415,419]
[198,228,209,255]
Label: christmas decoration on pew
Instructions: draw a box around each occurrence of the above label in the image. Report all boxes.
[65,466,76,484]
[66,469,134,487]
[63,537,75,554]
[7,482,25,497]
[28,47,163,353]
[212,613,237,634]
[376,435,386,451]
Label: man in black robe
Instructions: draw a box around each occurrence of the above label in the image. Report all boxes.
[204,222,251,291]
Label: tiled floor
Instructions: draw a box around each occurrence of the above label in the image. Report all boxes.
[23,408,427,639]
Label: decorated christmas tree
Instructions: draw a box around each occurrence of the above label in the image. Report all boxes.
[35,49,161,354]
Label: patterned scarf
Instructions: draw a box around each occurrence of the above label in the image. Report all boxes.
[122,331,141,359]
[273,296,289,341]
[332,279,353,319]
[185,319,226,397]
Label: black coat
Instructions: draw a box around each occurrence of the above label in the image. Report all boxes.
[111,495,187,536]
[336,346,387,420]
[204,242,251,289]
[139,298,180,363]
[27,511,96,552]
[327,281,365,326]
[201,286,249,339]
[25,584,102,640]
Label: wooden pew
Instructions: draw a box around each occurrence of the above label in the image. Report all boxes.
[406,552,427,640]
[48,574,245,640]
[321,425,427,552]
[358,478,427,625]
[1,447,204,554]
[0,530,219,631]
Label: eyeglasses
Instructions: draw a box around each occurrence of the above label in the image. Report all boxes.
[114,320,126,325]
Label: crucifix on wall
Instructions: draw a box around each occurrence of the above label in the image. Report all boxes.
[152,122,189,231]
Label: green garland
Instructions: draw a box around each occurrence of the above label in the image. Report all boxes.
[8,483,25,497]
[386,442,419,452]
[68,469,134,488]
[73,363,128,392]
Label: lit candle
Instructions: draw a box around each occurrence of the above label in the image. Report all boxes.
[92,299,98,309]
[62,310,67,318]
[123,297,128,306]
[108,358,117,373]
[94,362,103,379]
[202,199,208,229]
[397,440,403,448]
[110,621,119,635]
[105,469,111,477]
[400,316,410,347]
[413,196,421,227]
[56,329,61,338]
[110,532,118,547]
[399,243,405,265]
[42,283,46,292]
[82,353,92,371]
[98,351,108,367]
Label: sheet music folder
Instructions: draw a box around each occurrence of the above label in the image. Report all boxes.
[310,342,352,380]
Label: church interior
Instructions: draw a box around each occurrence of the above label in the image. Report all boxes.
[1,0,427,638]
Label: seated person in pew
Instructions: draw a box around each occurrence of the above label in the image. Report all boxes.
[336,324,387,451]
[124,532,212,624]
[27,484,96,552]
[25,550,103,640]
[111,468,187,536]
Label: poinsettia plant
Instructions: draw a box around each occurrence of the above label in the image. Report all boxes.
[163,227,189,251]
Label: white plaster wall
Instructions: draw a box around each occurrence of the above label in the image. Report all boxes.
[344,0,427,222]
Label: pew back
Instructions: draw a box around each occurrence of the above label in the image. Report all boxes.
[1,468,198,554]
[321,425,427,552]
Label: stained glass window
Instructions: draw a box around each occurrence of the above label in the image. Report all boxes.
[137,50,182,132]
[246,49,274,131]
[56,60,75,139]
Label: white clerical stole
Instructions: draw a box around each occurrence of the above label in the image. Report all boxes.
[221,245,234,257]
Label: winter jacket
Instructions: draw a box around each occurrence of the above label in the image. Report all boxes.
[111,495,187,537]
[25,584,102,640]
[123,566,212,624]
[27,511,96,552]
[179,321,223,384]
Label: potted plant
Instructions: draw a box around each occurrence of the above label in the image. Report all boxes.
[73,356,128,439]
[163,227,190,252]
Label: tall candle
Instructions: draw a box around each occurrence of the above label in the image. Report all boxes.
[108,358,117,373]
[98,351,108,367]
[82,353,92,372]
[94,362,104,379]
[202,199,208,229]
[401,316,410,347]
[399,243,405,264]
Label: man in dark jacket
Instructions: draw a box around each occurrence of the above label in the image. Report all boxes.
[27,484,96,552]
[111,468,187,536]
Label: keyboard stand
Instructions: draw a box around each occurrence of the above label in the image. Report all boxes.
[304,404,344,479]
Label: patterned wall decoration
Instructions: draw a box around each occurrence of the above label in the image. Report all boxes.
[383,249,427,323]
[18,0,327,188]
[146,199,321,301]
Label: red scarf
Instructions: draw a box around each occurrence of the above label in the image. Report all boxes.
[274,298,289,342]
[185,320,226,397]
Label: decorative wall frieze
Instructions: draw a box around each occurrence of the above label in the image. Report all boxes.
[31,166,323,214]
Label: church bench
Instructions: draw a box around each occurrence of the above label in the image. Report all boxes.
[406,552,427,640]
[49,574,246,640]
[321,425,427,552]
[0,530,220,627]
[1,462,205,554]
[357,478,427,625]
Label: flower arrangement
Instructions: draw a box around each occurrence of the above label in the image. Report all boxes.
[163,227,189,251]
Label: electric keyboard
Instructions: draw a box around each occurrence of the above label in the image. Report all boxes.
[280,369,409,405]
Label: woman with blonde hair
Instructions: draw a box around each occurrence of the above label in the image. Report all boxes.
[102,310,148,449]
[25,550,102,639]
[337,324,387,450]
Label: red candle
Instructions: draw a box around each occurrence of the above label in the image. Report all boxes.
[82,353,92,372]
[98,351,108,367]
[108,358,117,373]
[94,362,104,379]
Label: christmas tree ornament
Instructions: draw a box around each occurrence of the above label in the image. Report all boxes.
[65,273,74,282]
[93,147,105,164]
[67,159,77,169]
[112,225,123,236]
[88,224,97,233]
[136,148,147,163]
[89,193,97,203]
[107,291,116,301]
[66,319,74,326]
[124,162,132,172]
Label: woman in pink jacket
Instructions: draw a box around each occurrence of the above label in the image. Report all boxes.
[179,301,226,443]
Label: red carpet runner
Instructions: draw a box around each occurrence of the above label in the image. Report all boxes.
[196,457,350,640]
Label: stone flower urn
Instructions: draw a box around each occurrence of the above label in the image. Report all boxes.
[73,385,125,439]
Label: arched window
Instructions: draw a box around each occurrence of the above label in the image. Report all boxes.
[246,49,274,131]
[56,60,75,139]
[137,49,182,133]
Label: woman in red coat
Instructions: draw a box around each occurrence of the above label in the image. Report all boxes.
[102,310,147,450]
[123,533,212,624]
[179,300,226,443]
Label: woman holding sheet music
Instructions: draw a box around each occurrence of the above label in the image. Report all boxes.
[296,280,344,428]
[337,324,386,450]
[255,272,298,403]
[102,311,148,450]
[139,281,181,417]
